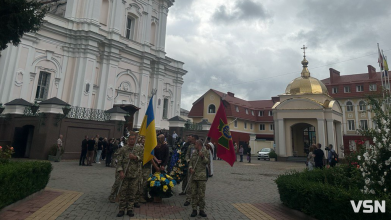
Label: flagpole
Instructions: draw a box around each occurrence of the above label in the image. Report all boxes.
[183,139,207,193]
[378,44,385,100]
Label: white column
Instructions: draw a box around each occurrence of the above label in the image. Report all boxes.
[277,119,286,157]
[156,5,168,51]
[64,0,78,20]
[368,108,373,129]
[326,119,336,148]
[354,103,359,129]
[109,0,125,34]
[317,119,326,154]
[341,103,347,135]
[1,46,20,102]
[335,122,343,156]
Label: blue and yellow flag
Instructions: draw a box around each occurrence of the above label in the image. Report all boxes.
[140,96,157,165]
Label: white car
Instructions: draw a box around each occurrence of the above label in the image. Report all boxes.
[258,148,271,160]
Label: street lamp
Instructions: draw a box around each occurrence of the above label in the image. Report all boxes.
[31,101,40,115]
[62,105,71,116]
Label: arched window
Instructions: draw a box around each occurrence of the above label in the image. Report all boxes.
[150,22,156,45]
[359,101,366,111]
[35,71,51,100]
[208,104,216,113]
[346,101,353,112]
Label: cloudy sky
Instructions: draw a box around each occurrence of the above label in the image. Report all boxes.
[165,0,391,110]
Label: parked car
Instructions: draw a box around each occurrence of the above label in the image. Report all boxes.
[258,148,271,160]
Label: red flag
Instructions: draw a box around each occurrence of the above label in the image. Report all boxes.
[207,100,236,166]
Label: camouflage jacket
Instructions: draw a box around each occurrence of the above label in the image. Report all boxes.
[134,144,151,173]
[185,143,195,163]
[189,147,209,181]
[116,144,142,179]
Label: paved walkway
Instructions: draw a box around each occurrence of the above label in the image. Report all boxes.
[0,158,315,220]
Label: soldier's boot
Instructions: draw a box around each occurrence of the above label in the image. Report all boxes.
[127,210,134,217]
[199,210,207,217]
[117,211,125,217]
[140,197,147,203]
[190,210,197,217]
[134,203,140,208]
[184,201,190,206]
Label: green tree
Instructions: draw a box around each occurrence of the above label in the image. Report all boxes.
[0,0,62,51]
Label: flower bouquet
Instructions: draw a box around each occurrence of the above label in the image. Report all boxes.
[147,172,177,198]
[169,148,187,184]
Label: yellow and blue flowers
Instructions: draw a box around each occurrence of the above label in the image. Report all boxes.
[147,172,177,198]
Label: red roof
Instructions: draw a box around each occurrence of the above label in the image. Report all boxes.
[322,72,382,85]
[189,89,277,122]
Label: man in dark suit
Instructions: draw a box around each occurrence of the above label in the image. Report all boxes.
[87,137,96,166]
[79,135,88,166]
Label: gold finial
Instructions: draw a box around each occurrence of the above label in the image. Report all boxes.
[300,45,310,78]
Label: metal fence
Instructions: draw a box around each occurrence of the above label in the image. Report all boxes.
[23,106,40,117]
[66,106,111,121]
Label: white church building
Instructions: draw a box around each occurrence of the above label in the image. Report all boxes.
[0,0,186,129]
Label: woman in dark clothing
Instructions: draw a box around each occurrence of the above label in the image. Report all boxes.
[247,145,252,163]
[106,138,114,167]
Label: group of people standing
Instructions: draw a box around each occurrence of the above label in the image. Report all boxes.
[234,143,252,163]
[307,143,338,170]
[79,135,125,167]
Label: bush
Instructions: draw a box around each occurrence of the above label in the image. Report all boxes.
[269,149,277,159]
[0,161,52,209]
[48,144,64,156]
[275,166,391,220]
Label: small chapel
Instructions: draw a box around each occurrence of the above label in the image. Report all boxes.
[273,47,343,158]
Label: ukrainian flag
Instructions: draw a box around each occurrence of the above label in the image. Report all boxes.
[140,96,157,165]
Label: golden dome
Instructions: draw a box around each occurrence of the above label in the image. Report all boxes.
[285,55,329,95]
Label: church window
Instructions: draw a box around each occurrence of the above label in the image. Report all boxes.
[360,120,368,130]
[270,124,274,131]
[344,86,350,93]
[356,85,364,92]
[163,98,169,119]
[259,111,263,116]
[348,120,355,131]
[259,124,265,130]
[346,101,353,112]
[126,16,134,39]
[332,87,338,94]
[208,104,216,113]
[359,101,366,111]
[35,71,51,100]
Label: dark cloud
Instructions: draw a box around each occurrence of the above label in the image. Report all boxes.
[212,0,271,24]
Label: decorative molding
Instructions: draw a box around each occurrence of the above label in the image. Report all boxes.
[37,66,56,73]
[118,81,131,92]
[55,78,61,89]
[14,71,24,87]
[107,87,114,100]
[30,72,37,82]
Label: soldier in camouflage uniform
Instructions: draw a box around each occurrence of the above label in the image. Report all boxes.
[108,140,121,203]
[134,136,152,204]
[184,135,197,206]
[116,132,142,217]
[189,139,209,218]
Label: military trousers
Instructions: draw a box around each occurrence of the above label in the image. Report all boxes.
[109,172,120,201]
[137,167,151,202]
[119,177,138,211]
[191,180,206,210]
[184,172,192,202]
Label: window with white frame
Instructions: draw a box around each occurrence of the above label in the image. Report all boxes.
[360,120,368,130]
[369,84,377,91]
[244,122,247,129]
[348,120,355,131]
[259,111,264,116]
[245,109,248,114]
[234,120,237,127]
[35,71,51,100]
[270,124,274,131]
[359,101,366,111]
[235,106,239,112]
[162,98,169,119]
[208,104,216,113]
[346,101,353,112]
[344,86,350,93]
[250,123,253,129]
[332,87,338,94]
[268,111,273,116]
[356,85,364,92]
[259,124,265,130]
[251,110,254,116]
[125,16,134,39]
[373,121,378,129]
